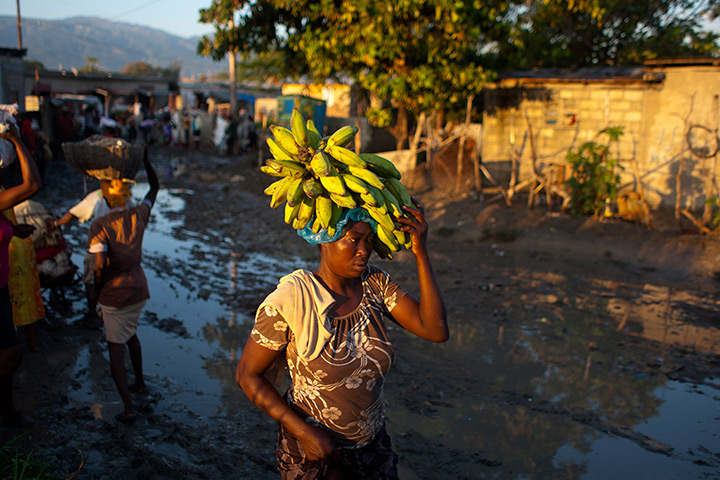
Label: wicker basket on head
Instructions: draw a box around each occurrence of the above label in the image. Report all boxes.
[62,136,143,181]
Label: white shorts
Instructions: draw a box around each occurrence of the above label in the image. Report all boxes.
[98,299,146,344]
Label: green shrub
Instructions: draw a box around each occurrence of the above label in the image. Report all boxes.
[705,196,720,230]
[565,126,625,217]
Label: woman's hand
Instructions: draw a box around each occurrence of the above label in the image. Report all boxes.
[13,223,35,239]
[297,424,343,463]
[396,196,429,256]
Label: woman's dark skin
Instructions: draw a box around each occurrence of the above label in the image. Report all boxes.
[236,198,447,477]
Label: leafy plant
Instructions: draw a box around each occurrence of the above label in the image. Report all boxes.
[565,126,625,217]
[0,434,58,479]
[704,196,720,229]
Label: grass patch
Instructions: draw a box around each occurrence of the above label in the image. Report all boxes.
[0,434,58,480]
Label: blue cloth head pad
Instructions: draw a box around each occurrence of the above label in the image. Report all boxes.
[297,207,377,245]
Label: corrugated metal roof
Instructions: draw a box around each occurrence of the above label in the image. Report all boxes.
[644,57,720,67]
[497,66,666,84]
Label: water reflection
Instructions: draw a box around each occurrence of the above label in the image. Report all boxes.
[387,266,719,478]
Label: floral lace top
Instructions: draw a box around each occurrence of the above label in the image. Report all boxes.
[251,265,407,448]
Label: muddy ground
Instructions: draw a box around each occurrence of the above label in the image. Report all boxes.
[3,145,720,479]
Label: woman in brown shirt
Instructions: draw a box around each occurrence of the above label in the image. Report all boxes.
[88,150,159,424]
[237,201,448,479]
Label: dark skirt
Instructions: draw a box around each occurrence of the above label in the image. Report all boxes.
[276,421,399,480]
[0,285,18,349]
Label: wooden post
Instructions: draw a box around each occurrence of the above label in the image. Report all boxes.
[15,0,22,50]
[408,113,425,187]
[425,114,433,169]
[455,95,474,194]
[675,154,683,229]
[228,15,238,124]
[257,116,268,167]
[354,120,362,154]
[473,149,482,193]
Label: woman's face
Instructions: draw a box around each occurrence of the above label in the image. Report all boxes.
[320,221,374,278]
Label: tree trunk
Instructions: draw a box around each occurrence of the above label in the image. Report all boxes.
[388,106,409,151]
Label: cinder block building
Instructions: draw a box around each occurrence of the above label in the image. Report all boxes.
[481,58,720,209]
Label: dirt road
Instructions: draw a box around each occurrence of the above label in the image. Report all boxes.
[4,145,720,479]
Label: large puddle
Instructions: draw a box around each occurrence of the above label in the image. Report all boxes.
[57,184,719,479]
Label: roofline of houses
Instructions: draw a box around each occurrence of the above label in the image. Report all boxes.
[25,68,177,83]
[0,47,26,58]
[493,57,719,86]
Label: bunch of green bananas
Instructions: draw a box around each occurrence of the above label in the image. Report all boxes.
[261,108,417,259]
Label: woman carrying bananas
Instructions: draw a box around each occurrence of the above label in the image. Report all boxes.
[236,199,448,479]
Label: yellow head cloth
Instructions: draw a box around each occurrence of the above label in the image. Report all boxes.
[100,179,132,209]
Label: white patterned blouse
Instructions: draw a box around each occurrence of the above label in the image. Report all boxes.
[251,265,407,448]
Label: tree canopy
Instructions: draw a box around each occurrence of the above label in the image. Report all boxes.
[197,0,719,140]
[198,0,502,135]
[121,61,182,77]
[493,0,719,69]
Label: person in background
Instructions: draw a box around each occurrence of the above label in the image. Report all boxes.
[82,105,98,139]
[192,113,202,149]
[88,150,159,424]
[236,199,448,478]
[58,108,76,143]
[182,111,191,147]
[5,206,45,351]
[0,121,42,427]
[54,184,128,327]
[19,116,49,182]
[19,117,37,160]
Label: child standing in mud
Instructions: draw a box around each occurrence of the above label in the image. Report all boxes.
[236,198,448,478]
[88,149,159,423]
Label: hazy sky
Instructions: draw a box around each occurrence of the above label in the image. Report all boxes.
[0,0,216,38]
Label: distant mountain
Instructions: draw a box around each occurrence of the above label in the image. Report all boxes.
[0,16,227,78]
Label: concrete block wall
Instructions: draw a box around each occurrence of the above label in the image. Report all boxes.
[641,67,720,209]
[482,68,720,209]
[483,84,645,184]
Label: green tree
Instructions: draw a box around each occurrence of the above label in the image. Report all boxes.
[23,60,45,70]
[79,56,100,73]
[121,61,182,77]
[121,61,157,76]
[496,0,719,69]
[292,0,502,147]
[197,0,504,148]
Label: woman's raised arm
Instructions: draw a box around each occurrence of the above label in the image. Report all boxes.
[388,197,448,342]
[0,123,41,211]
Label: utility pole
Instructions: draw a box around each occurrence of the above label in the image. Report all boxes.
[16,0,23,50]
[228,15,237,123]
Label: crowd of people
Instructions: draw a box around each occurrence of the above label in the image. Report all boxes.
[35,101,259,161]
[1,106,162,426]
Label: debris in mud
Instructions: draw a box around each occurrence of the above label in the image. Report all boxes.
[482,225,520,242]
[143,312,191,338]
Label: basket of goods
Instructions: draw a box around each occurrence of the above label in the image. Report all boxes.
[261,108,417,259]
[62,135,144,180]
